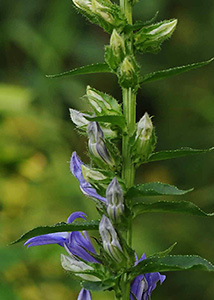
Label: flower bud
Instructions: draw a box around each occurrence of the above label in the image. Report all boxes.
[110,29,125,57]
[72,0,92,12]
[118,56,139,88]
[106,177,124,222]
[134,19,178,54]
[99,215,123,262]
[135,112,156,160]
[86,86,121,115]
[91,0,113,24]
[69,108,89,128]
[87,122,115,167]
[105,30,126,70]
[61,254,100,282]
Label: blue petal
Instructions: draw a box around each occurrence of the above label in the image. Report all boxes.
[24,232,68,247]
[66,211,87,223]
[130,253,166,300]
[66,231,99,263]
[77,288,92,300]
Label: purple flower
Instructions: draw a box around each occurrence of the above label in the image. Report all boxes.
[24,211,98,263]
[130,254,166,300]
[77,288,92,300]
[70,151,106,203]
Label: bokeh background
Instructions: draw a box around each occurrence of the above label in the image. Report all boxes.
[1,0,214,299]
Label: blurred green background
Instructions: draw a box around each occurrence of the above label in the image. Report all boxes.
[1,0,214,299]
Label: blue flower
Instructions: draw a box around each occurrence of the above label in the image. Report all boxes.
[25,211,99,299]
[130,254,166,300]
[24,211,98,263]
[70,152,107,203]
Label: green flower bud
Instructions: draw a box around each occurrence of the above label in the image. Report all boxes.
[105,30,126,71]
[118,56,139,88]
[72,0,92,12]
[134,19,178,54]
[86,86,122,115]
[91,0,114,24]
[135,112,156,161]
[110,29,125,58]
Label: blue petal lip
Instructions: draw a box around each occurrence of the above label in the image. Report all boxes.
[70,152,107,203]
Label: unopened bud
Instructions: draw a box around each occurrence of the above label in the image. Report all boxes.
[134,19,177,54]
[61,254,100,281]
[69,108,89,128]
[72,0,92,11]
[135,112,156,160]
[91,0,113,24]
[87,122,114,167]
[99,215,123,262]
[86,86,121,115]
[106,177,124,222]
[118,56,139,88]
[110,29,125,58]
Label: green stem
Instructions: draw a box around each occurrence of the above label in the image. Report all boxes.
[119,1,136,300]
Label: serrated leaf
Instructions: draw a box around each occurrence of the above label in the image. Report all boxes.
[149,242,178,258]
[82,280,114,291]
[85,115,126,129]
[130,255,214,279]
[147,147,214,163]
[133,200,214,217]
[46,63,112,79]
[127,182,193,198]
[11,220,99,245]
[140,58,214,84]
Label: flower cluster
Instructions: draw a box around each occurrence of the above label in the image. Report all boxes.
[25,147,166,299]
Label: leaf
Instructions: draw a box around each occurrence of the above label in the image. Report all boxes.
[82,280,114,291]
[127,182,193,198]
[11,220,99,245]
[130,255,214,279]
[125,11,159,32]
[85,115,126,129]
[46,63,112,79]
[133,200,214,217]
[140,58,214,84]
[149,242,178,258]
[147,147,214,163]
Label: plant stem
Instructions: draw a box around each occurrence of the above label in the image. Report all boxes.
[119,0,136,299]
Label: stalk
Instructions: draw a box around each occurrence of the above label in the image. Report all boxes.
[119,0,137,299]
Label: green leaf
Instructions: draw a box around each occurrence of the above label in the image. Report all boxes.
[140,58,214,84]
[85,115,126,129]
[46,63,112,79]
[82,280,114,291]
[11,220,99,245]
[130,255,214,279]
[147,147,214,163]
[133,200,214,217]
[127,182,193,198]
[125,11,159,32]
[149,242,178,258]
